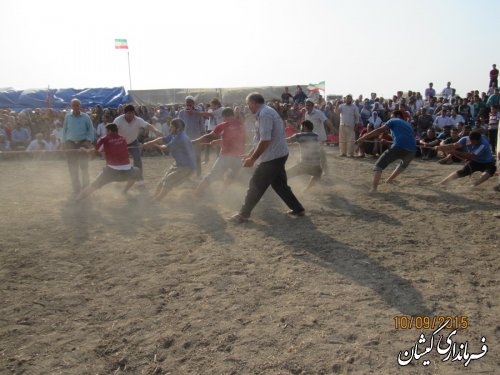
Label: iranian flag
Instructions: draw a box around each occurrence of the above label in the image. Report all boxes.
[307,81,325,92]
[115,38,128,49]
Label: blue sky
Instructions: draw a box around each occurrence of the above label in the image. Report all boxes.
[1,0,498,98]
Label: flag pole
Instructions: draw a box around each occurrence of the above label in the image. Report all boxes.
[127,50,132,90]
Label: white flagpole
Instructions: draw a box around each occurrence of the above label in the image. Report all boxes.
[127,50,132,90]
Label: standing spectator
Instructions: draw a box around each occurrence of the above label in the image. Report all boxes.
[487,105,499,154]
[178,96,206,177]
[281,87,293,104]
[51,119,64,143]
[335,94,360,157]
[62,98,94,195]
[10,122,32,149]
[425,82,436,100]
[229,93,305,223]
[114,104,162,186]
[486,87,500,108]
[359,99,372,126]
[293,86,308,104]
[489,64,498,88]
[441,82,453,99]
[473,95,487,122]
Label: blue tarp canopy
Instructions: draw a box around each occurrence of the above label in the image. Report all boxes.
[0,87,129,110]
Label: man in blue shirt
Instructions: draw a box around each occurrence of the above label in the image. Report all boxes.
[62,98,94,194]
[435,131,496,186]
[357,110,416,192]
[141,118,196,201]
[177,96,206,177]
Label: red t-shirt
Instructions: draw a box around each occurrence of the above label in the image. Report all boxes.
[213,119,246,156]
[490,68,499,79]
[95,133,130,167]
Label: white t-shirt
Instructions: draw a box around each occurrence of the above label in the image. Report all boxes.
[114,114,149,144]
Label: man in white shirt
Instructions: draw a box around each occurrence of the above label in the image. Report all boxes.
[304,99,333,173]
[441,82,453,99]
[335,94,360,157]
[114,104,162,184]
[433,109,454,130]
[449,109,465,127]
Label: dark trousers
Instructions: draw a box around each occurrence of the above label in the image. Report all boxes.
[64,141,89,193]
[128,140,143,180]
[488,128,498,154]
[240,154,304,218]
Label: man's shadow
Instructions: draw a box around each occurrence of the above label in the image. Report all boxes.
[252,209,431,316]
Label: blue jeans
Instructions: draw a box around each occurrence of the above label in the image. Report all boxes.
[128,140,143,180]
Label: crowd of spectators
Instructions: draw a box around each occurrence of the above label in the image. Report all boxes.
[0,69,498,168]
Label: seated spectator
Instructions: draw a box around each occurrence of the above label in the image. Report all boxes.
[449,109,465,126]
[0,133,10,151]
[45,134,60,151]
[368,110,383,129]
[26,132,48,152]
[433,109,454,131]
[419,129,439,159]
[413,107,434,135]
[438,128,463,164]
[437,125,452,141]
[11,123,31,149]
[358,123,376,157]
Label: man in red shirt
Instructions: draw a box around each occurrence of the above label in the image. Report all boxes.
[192,107,246,195]
[76,123,141,200]
[490,64,498,88]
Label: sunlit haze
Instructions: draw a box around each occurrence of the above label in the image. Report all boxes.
[2,0,498,98]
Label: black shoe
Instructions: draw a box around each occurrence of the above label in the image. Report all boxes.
[287,210,305,217]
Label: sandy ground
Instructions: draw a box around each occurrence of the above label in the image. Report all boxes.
[0,148,499,375]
